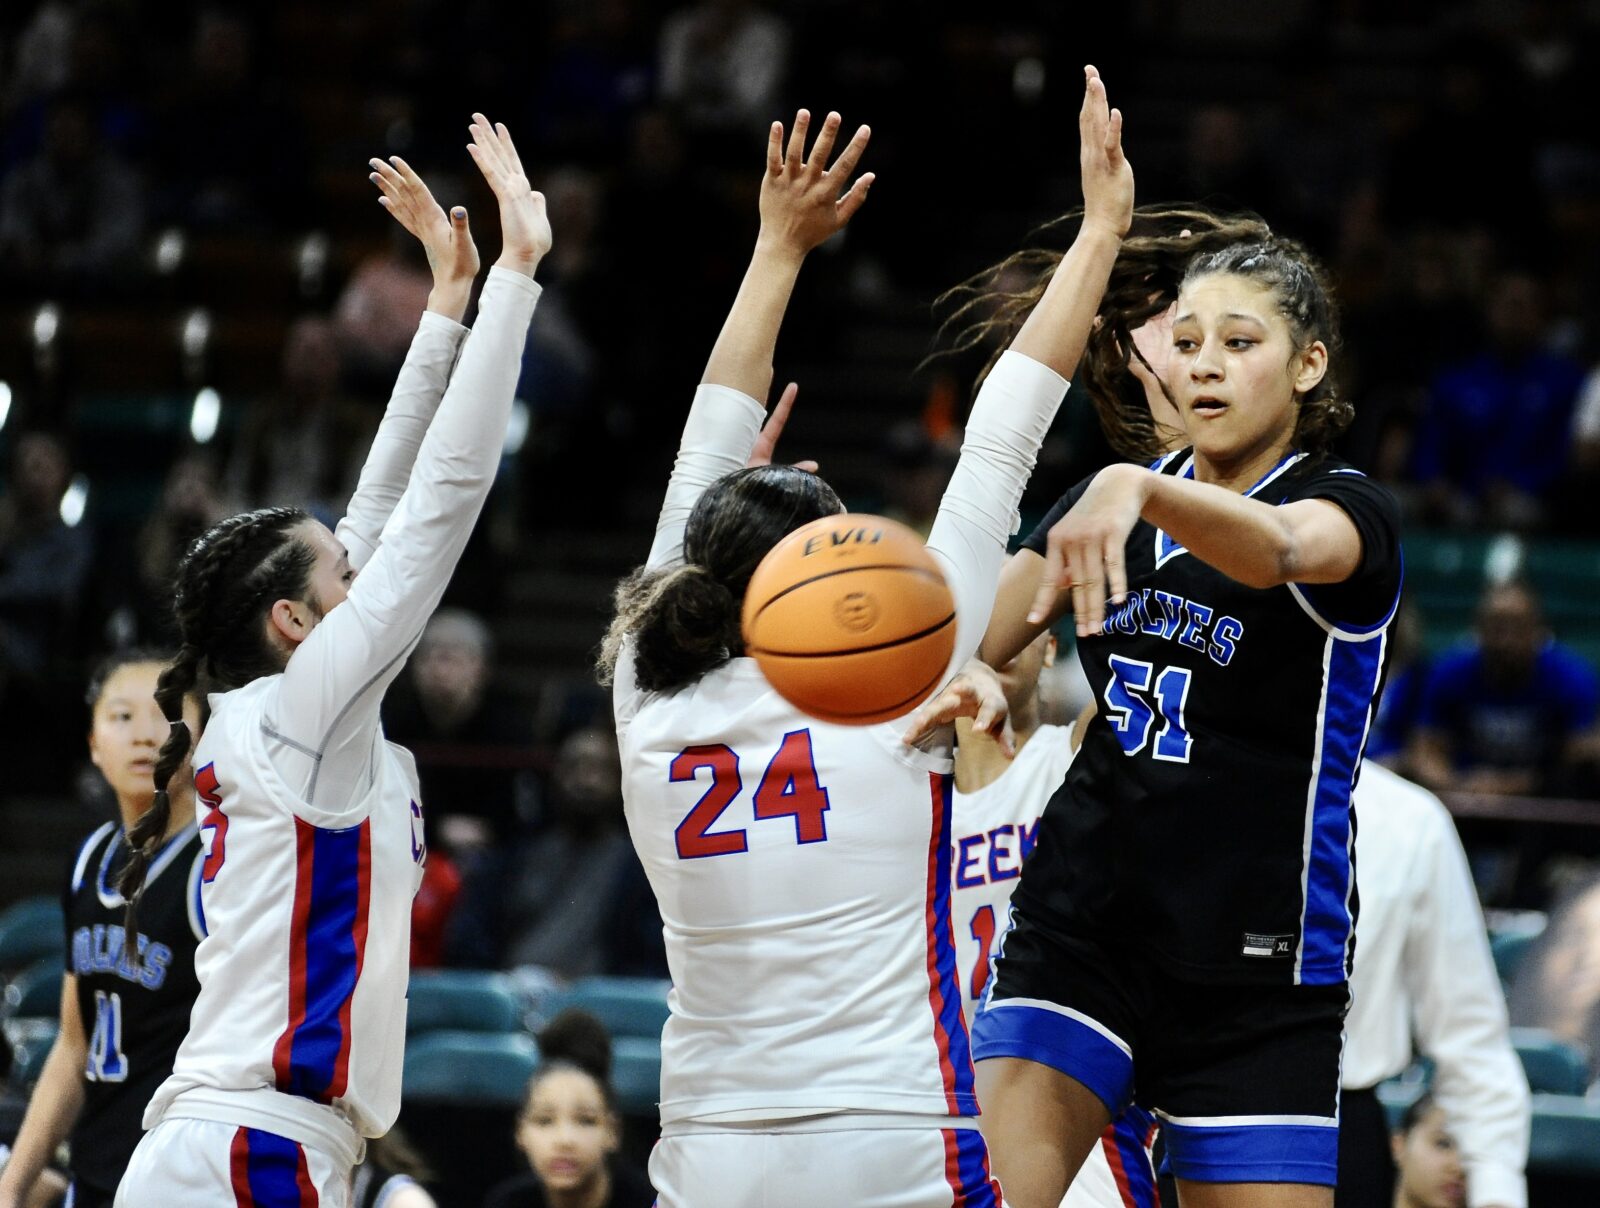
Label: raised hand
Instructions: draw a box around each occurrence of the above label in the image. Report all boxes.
[759,110,875,259]
[466,113,552,276]
[1079,65,1134,240]
[901,659,1015,756]
[745,382,820,474]
[369,155,479,321]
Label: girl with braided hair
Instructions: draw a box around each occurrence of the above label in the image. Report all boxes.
[909,212,1403,1206]
[112,115,551,1207]
[0,652,201,1208]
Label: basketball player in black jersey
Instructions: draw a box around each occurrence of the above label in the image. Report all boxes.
[918,210,1401,1207]
[0,653,203,1208]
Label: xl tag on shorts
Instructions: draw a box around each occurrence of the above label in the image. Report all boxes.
[1242,932,1294,958]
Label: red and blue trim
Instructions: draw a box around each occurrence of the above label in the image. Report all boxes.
[1102,1106,1161,1207]
[271,817,372,1103]
[941,1127,1004,1206]
[228,1126,319,1206]
[924,773,978,1115]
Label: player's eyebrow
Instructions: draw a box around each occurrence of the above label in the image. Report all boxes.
[1172,311,1266,326]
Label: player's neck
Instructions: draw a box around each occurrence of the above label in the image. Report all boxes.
[1192,427,1295,494]
[119,793,198,842]
[954,718,1039,794]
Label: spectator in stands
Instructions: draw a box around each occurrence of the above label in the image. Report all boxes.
[880,419,958,540]
[1367,603,1432,771]
[126,452,231,646]
[1507,873,1600,1083]
[335,225,437,397]
[0,431,92,680]
[1389,1095,1469,1208]
[383,608,534,850]
[226,316,371,523]
[482,1009,652,1208]
[658,0,789,137]
[1408,271,1585,529]
[1340,761,1529,1208]
[1408,579,1600,797]
[351,1126,439,1208]
[0,91,145,288]
[447,726,637,977]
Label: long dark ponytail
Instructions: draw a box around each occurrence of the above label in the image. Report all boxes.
[598,465,842,693]
[119,506,315,927]
[935,205,1277,461]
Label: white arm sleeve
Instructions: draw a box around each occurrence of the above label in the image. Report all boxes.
[269,268,540,824]
[335,310,467,570]
[614,382,765,725]
[921,350,1068,685]
[1406,806,1531,1208]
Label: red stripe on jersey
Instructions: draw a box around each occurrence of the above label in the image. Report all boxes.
[327,821,372,1100]
[1103,1130,1137,1207]
[941,1129,967,1206]
[271,820,318,1091]
[923,774,961,1113]
[295,1142,320,1205]
[229,1127,254,1206]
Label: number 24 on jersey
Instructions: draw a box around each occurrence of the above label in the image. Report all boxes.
[671,729,832,860]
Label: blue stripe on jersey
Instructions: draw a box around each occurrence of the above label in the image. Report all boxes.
[289,824,365,1096]
[953,1127,1001,1206]
[1298,635,1384,984]
[243,1127,306,1204]
[1110,1107,1159,1208]
[930,773,978,1112]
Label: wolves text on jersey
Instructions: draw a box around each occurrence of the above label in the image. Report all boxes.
[72,923,173,990]
[1098,587,1244,667]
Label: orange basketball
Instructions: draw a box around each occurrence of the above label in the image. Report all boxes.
[741,513,955,725]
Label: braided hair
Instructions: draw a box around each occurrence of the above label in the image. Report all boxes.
[118,507,316,925]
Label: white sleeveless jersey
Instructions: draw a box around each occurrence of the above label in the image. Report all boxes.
[622,661,972,1123]
[145,675,426,1141]
[950,725,1075,1018]
[620,350,1066,1128]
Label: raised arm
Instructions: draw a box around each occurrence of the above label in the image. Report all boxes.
[336,157,482,569]
[920,66,1133,683]
[273,115,550,821]
[645,109,874,571]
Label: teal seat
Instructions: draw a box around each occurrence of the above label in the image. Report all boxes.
[1375,1075,1428,1129]
[1528,1093,1600,1176]
[402,1030,540,1108]
[1491,930,1540,985]
[2,1017,58,1087]
[406,969,521,1036]
[0,897,64,971]
[1510,1028,1590,1096]
[610,1035,662,1116]
[544,977,670,1040]
[3,957,64,1019]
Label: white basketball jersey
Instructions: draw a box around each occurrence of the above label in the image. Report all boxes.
[950,724,1075,1019]
[620,657,975,1125]
[145,675,426,1141]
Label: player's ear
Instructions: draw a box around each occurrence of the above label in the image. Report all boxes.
[267,598,314,647]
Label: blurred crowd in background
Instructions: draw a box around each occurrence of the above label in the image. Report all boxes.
[5,0,1600,1084]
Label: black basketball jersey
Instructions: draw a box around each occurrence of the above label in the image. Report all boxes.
[1014,448,1402,986]
[62,821,204,1194]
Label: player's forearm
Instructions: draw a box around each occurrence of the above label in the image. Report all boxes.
[700,238,805,400]
[335,309,470,569]
[1136,469,1308,589]
[1007,223,1121,379]
[0,1039,85,1198]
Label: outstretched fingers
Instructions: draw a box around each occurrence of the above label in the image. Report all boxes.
[826,123,872,181]
[785,109,811,173]
[767,120,784,176]
[835,171,876,223]
[807,111,843,173]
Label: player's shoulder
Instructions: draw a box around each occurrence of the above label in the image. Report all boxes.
[69,820,120,896]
